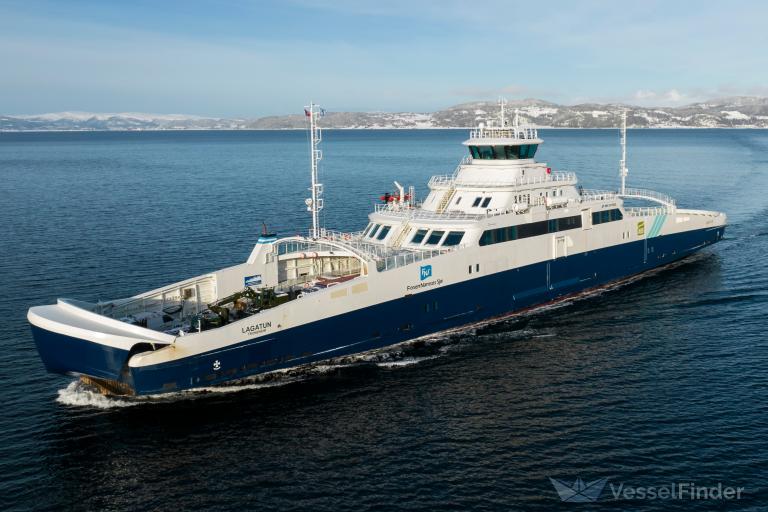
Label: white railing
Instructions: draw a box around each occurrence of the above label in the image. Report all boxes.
[468,126,539,140]
[580,187,676,213]
[428,174,454,187]
[428,171,576,190]
[624,206,669,217]
[310,228,458,271]
[579,189,619,202]
[618,187,676,208]
[373,204,484,221]
[429,156,472,188]
[376,247,449,272]
[316,228,365,243]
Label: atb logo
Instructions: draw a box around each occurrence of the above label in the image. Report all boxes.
[549,477,608,503]
[419,265,432,281]
[212,359,221,371]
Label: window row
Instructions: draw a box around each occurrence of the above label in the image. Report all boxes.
[468,144,539,160]
[592,208,623,225]
[479,215,582,246]
[411,229,465,247]
[363,223,392,240]
[469,196,492,208]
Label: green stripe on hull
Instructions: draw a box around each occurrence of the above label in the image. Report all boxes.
[648,214,667,238]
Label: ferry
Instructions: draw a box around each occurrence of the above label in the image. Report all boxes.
[28,101,727,396]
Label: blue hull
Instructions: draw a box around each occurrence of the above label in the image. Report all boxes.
[31,225,725,395]
[31,325,130,381]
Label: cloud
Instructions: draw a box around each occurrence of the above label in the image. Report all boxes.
[631,89,694,106]
[629,84,768,107]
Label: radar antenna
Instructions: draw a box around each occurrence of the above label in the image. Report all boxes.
[304,102,324,239]
[619,110,629,194]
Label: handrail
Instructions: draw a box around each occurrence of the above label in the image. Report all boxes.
[580,187,676,213]
[428,171,576,189]
[373,204,484,221]
[624,206,670,217]
[468,126,539,140]
[579,189,618,202]
[618,187,676,208]
[310,230,453,272]
[375,247,449,272]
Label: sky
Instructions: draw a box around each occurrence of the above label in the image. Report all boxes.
[0,0,766,117]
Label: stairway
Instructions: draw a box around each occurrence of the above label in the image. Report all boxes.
[391,224,413,248]
[436,187,456,213]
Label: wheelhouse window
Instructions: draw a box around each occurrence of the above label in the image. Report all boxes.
[368,224,381,238]
[468,144,539,160]
[376,225,391,240]
[481,197,492,208]
[411,229,428,244]
[425,230,445,245]
[362,223,374,237]
[442,231,465,246]
[472,197,482,207]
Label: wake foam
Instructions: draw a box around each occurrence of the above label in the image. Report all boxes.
[56,381,141,409]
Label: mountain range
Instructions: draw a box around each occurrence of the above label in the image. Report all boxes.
[3,97,768,131]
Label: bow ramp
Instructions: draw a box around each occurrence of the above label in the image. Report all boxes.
[29,298,174,390]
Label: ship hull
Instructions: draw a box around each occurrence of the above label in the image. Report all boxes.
[118,224,725,396]
[31,325,131,382]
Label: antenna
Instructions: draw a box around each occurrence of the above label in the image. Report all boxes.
[304,102,323,239]
[619,110,629,194]
[498,96,507,127]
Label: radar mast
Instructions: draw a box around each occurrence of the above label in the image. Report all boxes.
[304,102,324,239]
[619,110,629,194]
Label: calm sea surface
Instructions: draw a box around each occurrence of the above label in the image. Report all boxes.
[0,129,767,511]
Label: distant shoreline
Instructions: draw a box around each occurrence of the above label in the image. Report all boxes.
[2,126,767,133]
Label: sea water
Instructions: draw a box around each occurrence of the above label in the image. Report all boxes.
[1,129,767,510]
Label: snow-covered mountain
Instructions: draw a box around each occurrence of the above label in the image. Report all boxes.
[3,97,768,131]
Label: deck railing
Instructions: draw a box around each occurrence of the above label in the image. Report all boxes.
[618,188,676,208]
[309,229,455,272]
[468,126,539,140]
[373,203,484,221]
[375,247,448,272]
[624,206,671,217]
[428,171,576,190]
